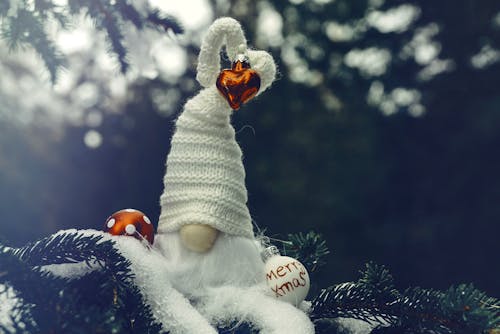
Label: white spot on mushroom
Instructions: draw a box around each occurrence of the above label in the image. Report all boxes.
[107,218,116,228]
[125,208,135,213]
[143,215,151,224]
[125,224,136,235]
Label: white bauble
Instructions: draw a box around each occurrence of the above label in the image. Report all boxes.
[264,253,310,306]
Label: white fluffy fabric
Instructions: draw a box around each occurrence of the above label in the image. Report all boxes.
[196,17,276,92]
[40,230,315,333]
[158,17,277,238]
[158,86,255,238]
[154,232,265,297]
[43,229,218,334]
[198,284,315,333]
[0,284,26,332]
[155,232,316,333]
[335,318,377,334]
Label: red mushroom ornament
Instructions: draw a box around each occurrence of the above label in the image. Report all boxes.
[104,209,155,244]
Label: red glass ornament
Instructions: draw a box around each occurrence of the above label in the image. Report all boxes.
[104,209,154,244]
[216,57,261,110]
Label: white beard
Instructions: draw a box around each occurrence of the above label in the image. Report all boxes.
[154,232,266,298]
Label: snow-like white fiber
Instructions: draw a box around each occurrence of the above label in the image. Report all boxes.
[335,318,376,334]
[154,232,264,297]
[113,232,218,334]
[42,229,315,333]
[155,232,315,333]
[198,285,315,333]
[42,261,97,278]
[0,284,25,332]
[46,229,216,334]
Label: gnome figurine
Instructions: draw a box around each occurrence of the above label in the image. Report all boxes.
[153,17,314,334]
[155,16,275,294]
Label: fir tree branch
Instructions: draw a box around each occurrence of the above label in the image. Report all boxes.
[3,232,163,333]
[1,8,64,82]
[311,262,500,334]
[115,0,143,29]
[99,3,129,73]
[283,231,330,273]
[0,0,183,81]
[146,9,183,34]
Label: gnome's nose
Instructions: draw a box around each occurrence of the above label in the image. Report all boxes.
[180,224,219,253]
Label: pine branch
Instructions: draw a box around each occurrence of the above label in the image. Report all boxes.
[100,3,129,73]
[1,9,64,82]
[146,9,183,34]
[441,284,500,332]
[283,231,330,273]
[0,278,37,334]
[311,262,500,334]
[3,232,162,333]
[358,262,399,304]
[115,0,143,29]
[312,281,396,324]
[0,0,184,81]
[14,231,108,265]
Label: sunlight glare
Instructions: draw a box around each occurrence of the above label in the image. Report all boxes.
[148,0,212,30]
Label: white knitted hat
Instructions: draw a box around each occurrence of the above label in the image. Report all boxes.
[158,18,276,238]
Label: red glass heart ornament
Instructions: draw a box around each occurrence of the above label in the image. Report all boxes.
[216,60,261,110]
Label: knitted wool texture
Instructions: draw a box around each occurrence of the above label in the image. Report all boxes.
[158,18,276,238]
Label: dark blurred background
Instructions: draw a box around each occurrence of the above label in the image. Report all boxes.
[0,0,499,297]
